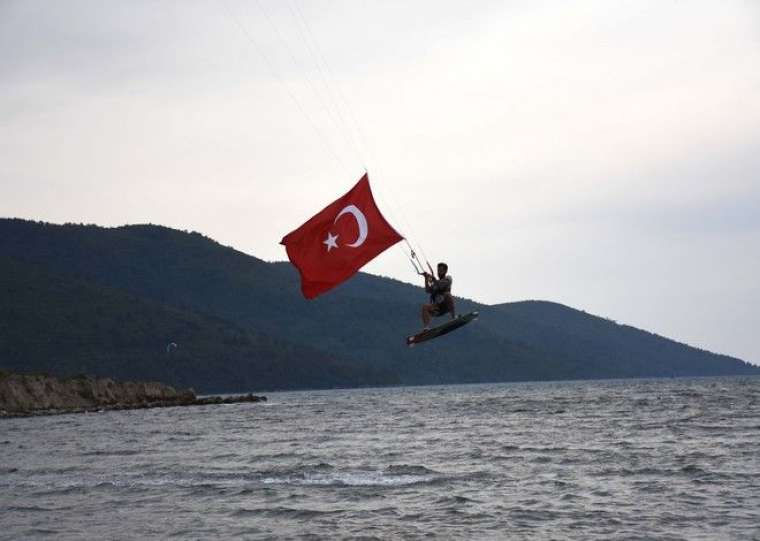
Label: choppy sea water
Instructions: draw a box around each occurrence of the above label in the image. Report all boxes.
[2,377,759,540]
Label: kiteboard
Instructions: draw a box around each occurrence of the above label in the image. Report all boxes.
[406,312,479,347]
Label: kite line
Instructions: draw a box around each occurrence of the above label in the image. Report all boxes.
[218,0,434,275]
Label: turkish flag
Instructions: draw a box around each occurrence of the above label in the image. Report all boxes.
[281,173,403,299]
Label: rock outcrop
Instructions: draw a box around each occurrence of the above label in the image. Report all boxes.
[0,372,266,418]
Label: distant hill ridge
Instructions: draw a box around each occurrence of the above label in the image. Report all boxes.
[0,218,756,392]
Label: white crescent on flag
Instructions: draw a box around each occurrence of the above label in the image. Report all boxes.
[334,204,368,248]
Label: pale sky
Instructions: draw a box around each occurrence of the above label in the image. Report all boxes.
[1,1,759,364]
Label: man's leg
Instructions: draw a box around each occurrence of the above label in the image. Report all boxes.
[421,304,433,329]
[444,294,456,319]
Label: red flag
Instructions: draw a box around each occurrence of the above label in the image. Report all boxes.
[281,173,403,299]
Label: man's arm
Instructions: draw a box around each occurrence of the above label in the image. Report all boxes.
[423,272,434,293]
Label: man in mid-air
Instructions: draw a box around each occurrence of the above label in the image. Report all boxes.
[421,262,456,330]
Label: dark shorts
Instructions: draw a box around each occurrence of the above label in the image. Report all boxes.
[431,301,450,317]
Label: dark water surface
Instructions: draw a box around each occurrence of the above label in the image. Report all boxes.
[2,377,759,540]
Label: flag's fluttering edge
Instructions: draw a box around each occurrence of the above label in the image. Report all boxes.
[281,173,403,299]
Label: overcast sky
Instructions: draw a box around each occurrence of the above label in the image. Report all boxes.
[1,0,758,364]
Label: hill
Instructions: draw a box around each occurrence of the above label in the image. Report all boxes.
[0,255,397,392]
[0,218,756,391]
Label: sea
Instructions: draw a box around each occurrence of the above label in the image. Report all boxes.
[2,377,759,540]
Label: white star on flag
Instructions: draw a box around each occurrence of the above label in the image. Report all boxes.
[323,232,339,252]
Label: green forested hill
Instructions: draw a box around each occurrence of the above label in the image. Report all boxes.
[0,255,397,392]
[0,218,756,391]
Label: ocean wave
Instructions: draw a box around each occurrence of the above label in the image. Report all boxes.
[260,467,441,487]
[13,463,444,491]
[434,494,481,505]
[518,446,569,453]
[5,505,53,513]
[79,449,146,457]
[230,506,343,519]
[384,464,438,476]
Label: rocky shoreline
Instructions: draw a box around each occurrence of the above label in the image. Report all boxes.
[0,372,266,419]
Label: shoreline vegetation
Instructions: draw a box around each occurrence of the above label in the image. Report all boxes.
[0,371,266,419]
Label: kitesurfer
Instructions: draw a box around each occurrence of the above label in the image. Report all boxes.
[421,262,456,330]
